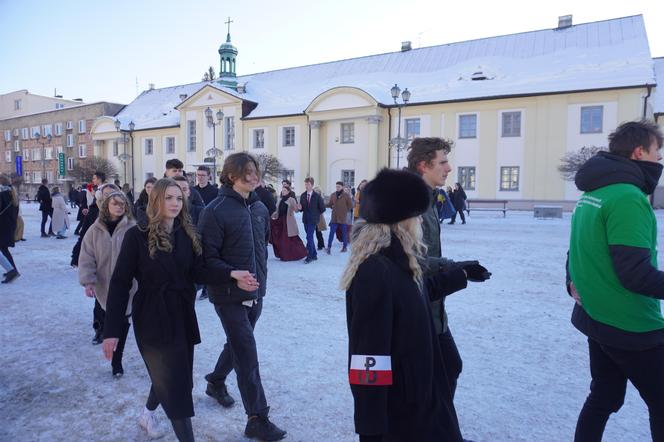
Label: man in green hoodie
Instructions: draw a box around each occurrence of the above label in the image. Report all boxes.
[568,120,664,442]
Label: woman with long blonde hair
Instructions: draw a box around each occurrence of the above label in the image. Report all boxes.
[102,178,225,442]
[342,169,471,442]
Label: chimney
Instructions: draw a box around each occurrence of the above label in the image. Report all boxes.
[148,83,155,90]
[557,15,572,29]
[236,83,246,94]
[73,98,83,102]
[401,41,412,52]
[179,93,188,101]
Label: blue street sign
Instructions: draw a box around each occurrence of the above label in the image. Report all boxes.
[15,155,22,176]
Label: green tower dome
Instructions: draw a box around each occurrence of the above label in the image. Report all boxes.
[218,18,238,87]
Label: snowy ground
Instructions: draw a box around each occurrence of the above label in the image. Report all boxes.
[0,203,658,442]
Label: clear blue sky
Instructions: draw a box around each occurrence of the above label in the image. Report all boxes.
[1,0,662,105]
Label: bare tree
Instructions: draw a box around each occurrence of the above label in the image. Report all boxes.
[255,153,285,183]
[202,66,217,81]
[71,157,118,185]
[558,146,607,181]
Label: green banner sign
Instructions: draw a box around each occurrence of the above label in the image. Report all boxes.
[58,152,65,177]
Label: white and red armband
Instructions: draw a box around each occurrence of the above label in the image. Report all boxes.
[349,355,392,386]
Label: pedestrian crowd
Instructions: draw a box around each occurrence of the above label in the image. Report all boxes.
[1,119,663,442]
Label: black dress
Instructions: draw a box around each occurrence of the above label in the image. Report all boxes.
[104,221,227,419]
[346,236,467,441]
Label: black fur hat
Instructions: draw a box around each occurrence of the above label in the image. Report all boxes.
[360,168,431,224]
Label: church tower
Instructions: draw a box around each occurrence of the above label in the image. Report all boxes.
[218,17,238,87]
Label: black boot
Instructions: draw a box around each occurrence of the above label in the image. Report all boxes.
[204,376,235,407]
[111,321,130,377]
[1,269,19,284]
[245,415,286,441]
[170,417,195,442]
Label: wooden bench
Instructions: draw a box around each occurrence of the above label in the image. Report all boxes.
[534,205,563,219]
[466,199,508,217]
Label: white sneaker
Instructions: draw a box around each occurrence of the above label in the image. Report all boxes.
[138,408,165,439]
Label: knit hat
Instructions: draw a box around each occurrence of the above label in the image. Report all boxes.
[360,168,431,224]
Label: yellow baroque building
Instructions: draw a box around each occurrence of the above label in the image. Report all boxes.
[91,15,664,208]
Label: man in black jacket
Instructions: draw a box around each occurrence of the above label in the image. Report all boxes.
[194,165,219,206]
[37,179,54,237]
[198,152,286,441]
[299,177,326,263]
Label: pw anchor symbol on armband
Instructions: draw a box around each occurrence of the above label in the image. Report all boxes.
[349,354,393,386]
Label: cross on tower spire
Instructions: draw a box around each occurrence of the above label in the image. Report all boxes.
[225,17,233,42]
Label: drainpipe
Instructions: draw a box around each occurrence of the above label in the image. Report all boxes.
[387,107,392,169]
[643,84,653,118]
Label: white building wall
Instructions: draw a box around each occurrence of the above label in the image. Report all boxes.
[185,110,200,169]
[139,135,156,180]
[496,109,526,199]
[277,123,302,187]
[452,112,481,199]
[564,101,617,200]
[325,118,369,192]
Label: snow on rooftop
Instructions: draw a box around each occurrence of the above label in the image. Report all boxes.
[116,15,656,126]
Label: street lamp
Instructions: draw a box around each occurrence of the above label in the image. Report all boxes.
[115,119,136,191]
[389,84,411,169]
[35,132,53,181]
[205,107,224,180]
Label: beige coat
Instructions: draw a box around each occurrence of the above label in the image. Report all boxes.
[51,193,70,233]
[272,197,300,237]
[328,191,353,224]
[78,216,137,313]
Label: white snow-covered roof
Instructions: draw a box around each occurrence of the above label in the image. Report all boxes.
[653,57,664,115]
[116,15,656,127]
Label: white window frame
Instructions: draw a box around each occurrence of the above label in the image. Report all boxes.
[43,124,52,137]
[458,167,476,191]
[31,126,40,139]
[78,144,87,158]
[55,123,63,136]
[14,140,20,151]
[404,118,421,142]
[340,123,355,144]
[224,117,235,150]
[253,129,264,149]
[4,151,11,163]
[66,121,73,130]
[341,169,355,188]
[499,166,520,191]
[3,130,11,142]
[23,149,30,161]
[501,111,521,137]
[14,99,21,110]
[580,106,603,134]
[56,146,63,155]
[165,137,175,154]
[283,127,295,147]
[21,128,29,139]
[67,157,74,171]
[32,148,42,161]
[78,119,86,133]
[66,134,74,147]
[187,120,196,152]
[458,114,477,139]
[45,147,53,160]
[145,138,154,155]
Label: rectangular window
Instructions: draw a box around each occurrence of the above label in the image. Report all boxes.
[341,169,355,188]
[31,126,40,139]
[187,120,196,152]
[253,129,264,149]
[14,140,20,151]
[283,127,295,147]
[43,125,52,137]
[13,128,19,137]
[78,144,86,158]
[225,117,235,150]
[145,139,153,155]
[66,121,73,130]
[56,146,63,155]
[14,99,21,110]
[282,169,295,183]
[34,171,42,183]
[23,149,30,161]
[46,171,54,183]
[33,148,41,161]
[4,130,10,142]
[500,166,520,191]
[113,141,119,156]
[581,106,603,134]
[501,112,521,137]
[55,103,64,109]
[55,123,63,136]
[458,167,476,191]
[67,157,74,171]
[45,147,53,160]
[4,151,11,163]
[66,134,74,147]
[78,120,86,133]
[340,123,355,144]
[21,128,29,139]
[405,118,420,141]
[165,137,175,154]
[459,114,477,139]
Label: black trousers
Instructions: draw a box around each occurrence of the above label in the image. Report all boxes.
[207,299,269,417]
[575,338,664,442]
[93,299,105,333]
[40,209,53,235]
[438,327,463,399]
[450,209,465,223]
[1,247,17,271]
[316,228,325,249]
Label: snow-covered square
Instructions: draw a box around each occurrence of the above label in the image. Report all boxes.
[0,203,657,441]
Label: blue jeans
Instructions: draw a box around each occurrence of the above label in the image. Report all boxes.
[304,223,317,259]
[328,223,348,248]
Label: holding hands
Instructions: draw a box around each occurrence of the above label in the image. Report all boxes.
[231,270,260,291]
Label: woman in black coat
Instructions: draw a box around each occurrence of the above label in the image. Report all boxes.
[449,182,467,225]
[0,175,19,283]
[102,178,229,442]
[341,169,472,442]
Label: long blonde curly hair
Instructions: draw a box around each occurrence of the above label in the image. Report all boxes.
[339,217,426,291]
[142,178,202,259]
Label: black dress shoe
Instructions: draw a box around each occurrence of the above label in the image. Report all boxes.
[112,364,124,378]
[1,269,19,284]
[245,415,286,441]
[41,233,49,238]
[92,332,103,345]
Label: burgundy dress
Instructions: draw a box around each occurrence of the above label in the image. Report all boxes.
[270,198,307,261]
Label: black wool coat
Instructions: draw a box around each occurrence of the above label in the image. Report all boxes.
[0,189,18,249]
[70,203,99,266]
[346,236,467,442]
[198,186,270,304]
[37,184,52,212]
[104,222,222,419]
